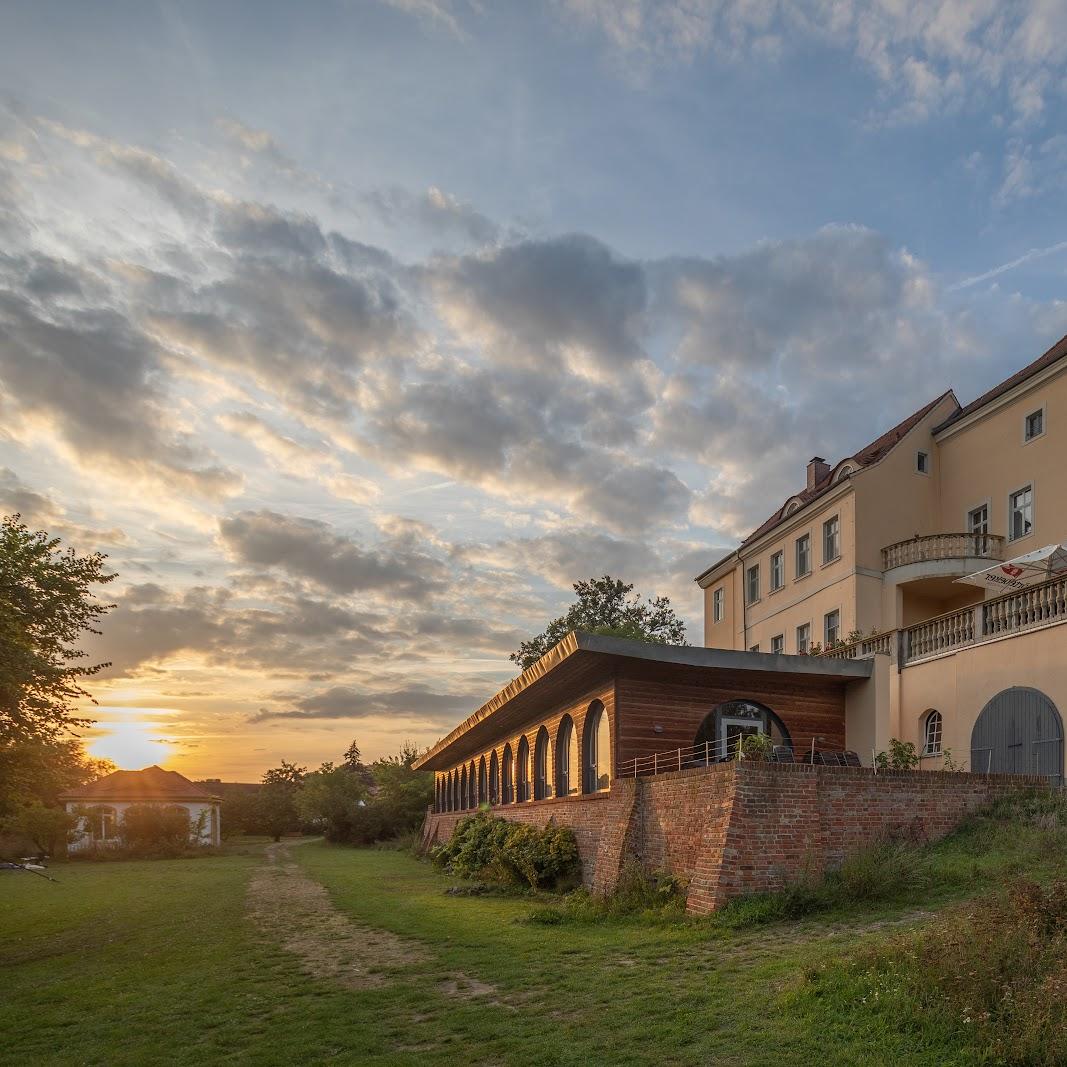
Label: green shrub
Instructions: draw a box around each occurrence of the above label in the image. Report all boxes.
[118,804,196,856]
[527,862,687,924]
[432,813,580,889]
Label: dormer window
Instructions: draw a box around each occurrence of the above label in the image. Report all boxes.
[783,498,803,517]
[833,462,856,484]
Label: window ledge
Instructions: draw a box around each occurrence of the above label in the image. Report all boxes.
[793,572,811,584]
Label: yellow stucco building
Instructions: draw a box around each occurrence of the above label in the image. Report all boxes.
[697,332,1067,780]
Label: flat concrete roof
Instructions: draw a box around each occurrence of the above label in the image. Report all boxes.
[414,632,872,771]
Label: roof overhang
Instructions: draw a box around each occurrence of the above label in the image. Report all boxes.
[414,631,872,771]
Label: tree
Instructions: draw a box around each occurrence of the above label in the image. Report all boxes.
[371,741,433,835]
[1,801,79,856]
[0,515,116,745]
[258,760,306,841]
[295,763,371,842]
[119,803,193,854]
[0,739,115,817]
[510,576,688,670]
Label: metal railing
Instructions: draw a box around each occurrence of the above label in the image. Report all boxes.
[619,735,862,778]
[882,532,1004,572]
[901,573,1067,665]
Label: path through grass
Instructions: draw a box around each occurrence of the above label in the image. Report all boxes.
[4,806,1065,1065]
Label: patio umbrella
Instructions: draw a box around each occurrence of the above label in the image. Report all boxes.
[954,543,1067,593]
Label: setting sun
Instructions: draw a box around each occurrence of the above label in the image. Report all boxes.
[86,708,178,770]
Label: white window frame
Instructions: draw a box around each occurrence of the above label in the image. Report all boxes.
[746,564,760,604]
[922,710,943,757]
[769,550,784,592]
[1023,404,1046,445]
[916,450,930,475]
[712,587,725,623]
[770,634,784,655]
[1007,483,1034,543]
[824,609,840,647]
[795,532,811,578]
[796,622,811,654]
[966,501,990,536]
[822,516,840,565]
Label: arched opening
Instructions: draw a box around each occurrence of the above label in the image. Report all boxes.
[468,760,477,808]
[556,715,579,796]
[502,744,514,803]
[460,766,468,809]
[516,736,531,802]
[489,751,500,805]
[450,770,458,812]
[583,701,612,792]
[922,710,943,756]
[693,700,792,761]
[478,756,488,806]
[971,687,1063,782]
[534,726,553,800]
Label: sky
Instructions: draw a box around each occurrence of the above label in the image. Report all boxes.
[1,0,1066,779]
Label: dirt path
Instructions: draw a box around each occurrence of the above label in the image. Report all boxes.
[247,839,426,989]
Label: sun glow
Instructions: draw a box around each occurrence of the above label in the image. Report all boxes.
[85,707,180,770]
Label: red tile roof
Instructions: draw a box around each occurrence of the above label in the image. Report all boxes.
[60,766,218,802]
[933,332,1067,433]
[737,389,957,550]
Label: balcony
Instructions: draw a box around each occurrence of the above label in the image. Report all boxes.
[882,532,1005,572]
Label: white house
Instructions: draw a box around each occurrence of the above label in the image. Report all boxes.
[61,765,222,851]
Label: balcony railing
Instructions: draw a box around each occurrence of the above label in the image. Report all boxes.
[882,532,1004,572]
[815,574,1067,667]
[901,573,1067,665]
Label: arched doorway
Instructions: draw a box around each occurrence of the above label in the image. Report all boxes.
[971,687,1063,783]
[693,700,792,761]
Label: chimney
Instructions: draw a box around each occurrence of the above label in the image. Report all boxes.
[807,456,830,490]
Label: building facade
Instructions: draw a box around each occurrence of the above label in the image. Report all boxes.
[697,332,1067,780]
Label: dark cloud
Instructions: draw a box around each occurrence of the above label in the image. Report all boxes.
[251,683,477,723]
[218,509,447,598]
[0,280,239,497]
[432,234,647,369]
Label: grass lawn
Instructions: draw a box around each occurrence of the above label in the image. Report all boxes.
[3,807,1065,1066]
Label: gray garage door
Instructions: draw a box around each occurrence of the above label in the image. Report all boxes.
[970,687,1063,783]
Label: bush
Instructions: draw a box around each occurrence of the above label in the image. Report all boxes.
[118,804,196,856]
[528,862,686,925]
[432,813,580,889]
[0,802,78,857]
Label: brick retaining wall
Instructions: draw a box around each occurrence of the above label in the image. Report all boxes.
[421,763,1044,913]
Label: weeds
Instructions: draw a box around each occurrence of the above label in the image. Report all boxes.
[525,862,687,925]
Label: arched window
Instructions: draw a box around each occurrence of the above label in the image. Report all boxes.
[556,715,580,796]
[489,751,500,804]
[923,710,943,756]
[435,777,441,813]
[468,760,477,808]
[460,766,468,809]
[502,744,514,803]
[478,757,488,805]
[534,726,553,800]
[516,736,531,801]
[583,701,611,792]
[451,770,458,812]
[694,700,792,761]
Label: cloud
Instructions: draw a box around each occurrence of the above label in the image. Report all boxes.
[217,509,447,598]
[251,683,477,723]
[367,185,499,244]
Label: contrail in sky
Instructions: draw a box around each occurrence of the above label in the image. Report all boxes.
[950,240,1067,291]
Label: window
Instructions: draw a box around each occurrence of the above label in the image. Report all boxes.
[478,757,488,805]
[968,504,989,536]
[583,701,611,792]
[516,737,530,801]
[749,644,760,653]
[556,716,579,796]
[770,634,784,655]
[795,533,811,577]
[824,609,840,647]
[460,766,469,809]
[469,761,477,808]
[1024,407,1045,442]
[502,745,514,804]
[796,622,811,654]
[1009,485,1033,541]
[746,564,760,603]
[822,516,840,563]
[916,450,930,474]
[770,550,784,591]
[534,727,553,800]
[489,751,500,805]
[712,587,725,623]
[923,710,943,756]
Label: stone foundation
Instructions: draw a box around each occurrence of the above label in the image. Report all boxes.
[421,762,1044,913]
